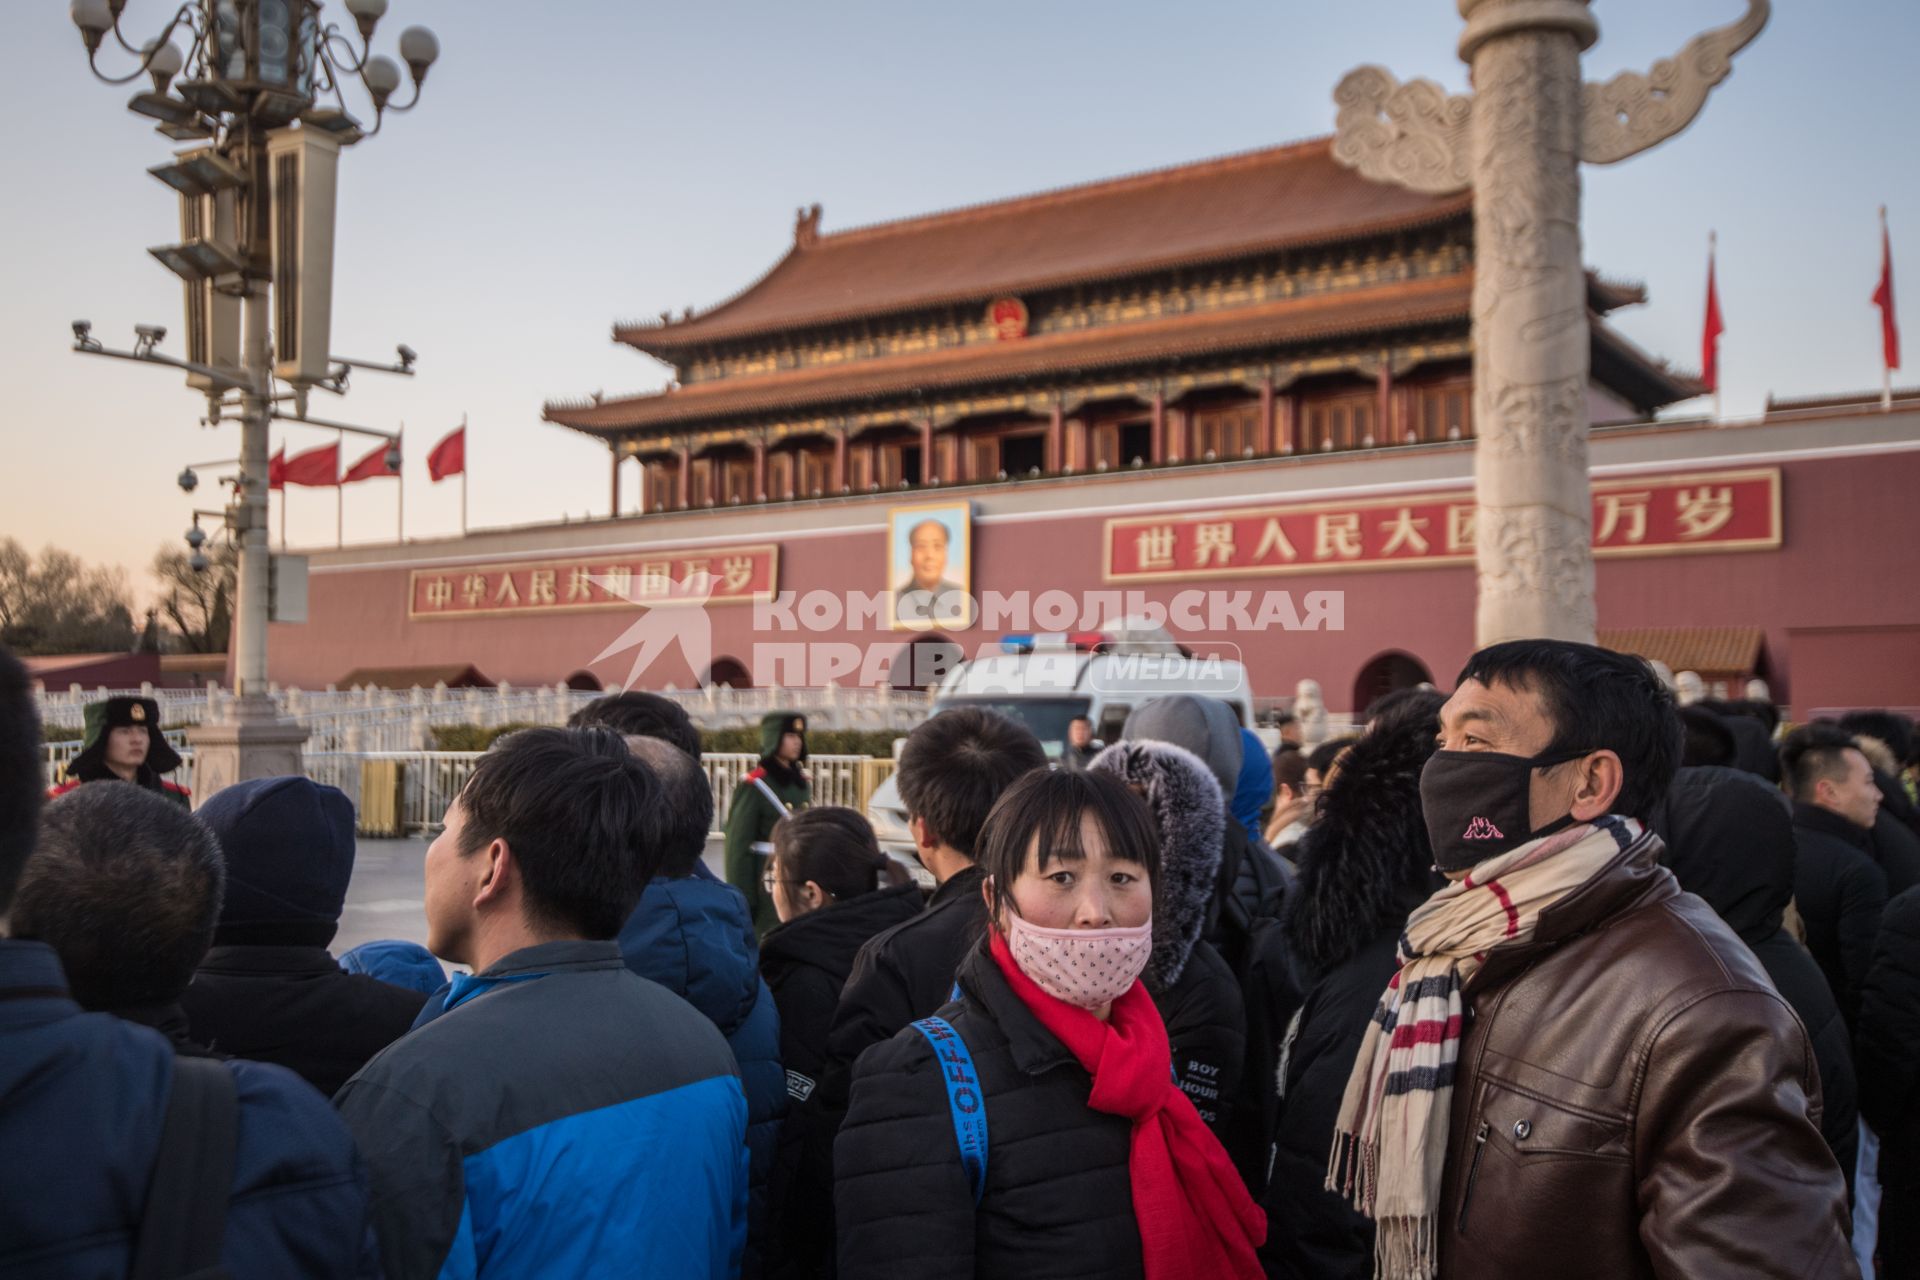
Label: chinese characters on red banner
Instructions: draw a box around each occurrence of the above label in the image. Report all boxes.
[1104,469,1780,581]
[408,545,779,619]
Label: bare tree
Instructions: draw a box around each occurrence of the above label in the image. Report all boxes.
[0,538,137,655]
[151,541,238,654]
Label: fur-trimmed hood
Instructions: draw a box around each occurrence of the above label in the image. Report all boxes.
[1088,738,1223,987]
[1285,716,1443,982]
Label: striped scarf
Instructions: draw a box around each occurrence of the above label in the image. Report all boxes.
[1327,816,1649,1279]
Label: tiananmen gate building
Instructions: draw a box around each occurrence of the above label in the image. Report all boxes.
[266,137,1920,719]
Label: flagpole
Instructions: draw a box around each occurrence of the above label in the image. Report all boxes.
[460,412,469,535]
[335,429,344,548]
[397,424,406,542]
[277,486,285,550]
[1884,207,1895,413]
[1710,231,1722,424]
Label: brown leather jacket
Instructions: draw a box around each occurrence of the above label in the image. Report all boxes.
[1436,828,1856,1279]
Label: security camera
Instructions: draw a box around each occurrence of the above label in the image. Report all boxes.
[177,467,199,493]
[384,443,403,471]
[188,550,210,574]
[72,319,91,341]
[134,323,167,344]
[396,343,417,369]
[185,525,207,549]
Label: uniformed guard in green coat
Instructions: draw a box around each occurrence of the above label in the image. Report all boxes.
[724,711,811,935]
[48,695,192,808]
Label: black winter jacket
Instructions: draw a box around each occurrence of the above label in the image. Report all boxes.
[760,881,925,1278]
[1790,801,1891,1028]
[1870,780,1920,897]
[1261,714,1441,1280]
[828,865,986,1075]
[1858,886,1920,1190]
[181,944,426,1096]
[835,944,1143,1280]
[1650,767,1859,1189]
[1088,739,1250,1148]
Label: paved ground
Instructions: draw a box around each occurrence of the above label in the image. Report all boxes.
[337,836,730,954]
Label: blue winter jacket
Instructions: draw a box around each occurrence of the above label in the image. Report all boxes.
[619,865,786,1274]
[0,940,381,1279]
[338,940,748,1280]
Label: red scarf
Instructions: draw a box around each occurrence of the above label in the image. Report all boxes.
[988,932,1265,1278]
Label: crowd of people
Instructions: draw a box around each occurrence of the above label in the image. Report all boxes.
[2,637,1917,1279]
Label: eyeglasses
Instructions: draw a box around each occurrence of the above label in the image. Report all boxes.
[762,866,800,895]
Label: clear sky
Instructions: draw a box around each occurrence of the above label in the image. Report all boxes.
[4,0,1914,604]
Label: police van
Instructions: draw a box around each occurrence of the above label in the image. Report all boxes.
[866,623,1255,855]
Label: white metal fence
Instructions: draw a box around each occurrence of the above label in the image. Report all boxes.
[296,750,896,838]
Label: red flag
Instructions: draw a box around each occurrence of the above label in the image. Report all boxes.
[281,441,340,487]
[1702,238,1725,394]
[427,425,466,482]
[342,441,399,483]
[268,446,287,491]
[1875,211,1901,372]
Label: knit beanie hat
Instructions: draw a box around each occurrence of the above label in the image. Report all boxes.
[195,775,355,946]
[1122,696,1244,797]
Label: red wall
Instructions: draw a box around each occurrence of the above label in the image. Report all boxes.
[270,448,1920,716]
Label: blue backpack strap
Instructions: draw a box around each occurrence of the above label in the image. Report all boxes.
[909,1015,988,1206]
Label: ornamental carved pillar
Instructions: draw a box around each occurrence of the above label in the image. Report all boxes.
[1329,0,1768,646]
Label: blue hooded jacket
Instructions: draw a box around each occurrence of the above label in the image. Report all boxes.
[619,864,785,1275]
[1233,727,1275,845]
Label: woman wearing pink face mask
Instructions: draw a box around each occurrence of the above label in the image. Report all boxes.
[834,768,1265,1280]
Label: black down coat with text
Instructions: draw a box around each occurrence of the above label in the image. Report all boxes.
[1649,766,1859,1191]
[1261,708,1443,1280]
[1090,739,1247,1142]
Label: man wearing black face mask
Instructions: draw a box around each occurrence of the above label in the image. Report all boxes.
[1325,639,1852,1280]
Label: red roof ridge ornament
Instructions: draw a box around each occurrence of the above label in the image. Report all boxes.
[988,296,1029,342]
[794,203,823,249]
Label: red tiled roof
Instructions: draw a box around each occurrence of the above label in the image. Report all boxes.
[550,272,1474,435]
[1598,627,1766,675]
[614,136,1472,352]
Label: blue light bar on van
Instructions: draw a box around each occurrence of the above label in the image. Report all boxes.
[999,632,1110,654]
[999,634,1035,654]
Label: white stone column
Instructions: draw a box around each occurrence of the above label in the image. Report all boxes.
[1460,0,1599,645]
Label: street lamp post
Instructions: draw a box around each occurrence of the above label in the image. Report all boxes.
[1329,0,1767,646]
[68,0,437,800]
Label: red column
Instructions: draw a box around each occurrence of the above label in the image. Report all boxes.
[609,447,621,517]
[1257,379,1275,455]
[752,440,767,502]
[833,430,848,493]
[1168,406,1186,463]
[1047,404,1063,473]
[1150,391,1165,464]
[1374,358,1392,449]
[920,419,934,485]
[1277,394,1297,454]
[675,446,690,510]
[1067,418,1087,472]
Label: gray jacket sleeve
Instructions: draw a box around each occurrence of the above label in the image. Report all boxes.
[334,1075,467,1280]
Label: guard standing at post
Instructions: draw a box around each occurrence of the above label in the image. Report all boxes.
[726,711,811,935]
[47,695,192,808]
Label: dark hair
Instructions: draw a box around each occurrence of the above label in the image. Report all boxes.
[623,735,713,876]
[1679,706,1738,768]
[1457,639,1682,821]
[1271,748,1310,793]
[1780,721,1864,801]
[772,807,889,902]
[1362,686,1440,728]
[1367,688,1447,740]
[895,707,1047,858]
[0,648,42,915]
[1838,711,1915,767]
[14,784,224,1010]
[1273,711,1298,729]
[1698,696,1783,735]
[568,691,701,760]
[456,727,663,938]
[977,768,1161,925]
[1306,736,1358,778]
